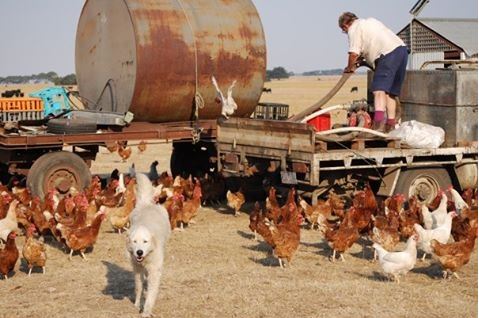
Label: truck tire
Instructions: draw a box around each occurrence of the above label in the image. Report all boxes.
[394,168,451,204]
[47,118,97,134]
[27,151,91,199]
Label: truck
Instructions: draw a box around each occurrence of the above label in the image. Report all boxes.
[0,0,477,204]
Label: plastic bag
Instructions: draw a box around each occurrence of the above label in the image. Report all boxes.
[388,120,445,148]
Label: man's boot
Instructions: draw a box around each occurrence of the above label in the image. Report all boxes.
[372,120,385,132]
[385,124,395,133]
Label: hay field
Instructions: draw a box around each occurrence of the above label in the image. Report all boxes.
[0,77,477,318]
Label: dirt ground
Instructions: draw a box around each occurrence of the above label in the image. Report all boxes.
[0,141,477,318]
[0,76,477,317]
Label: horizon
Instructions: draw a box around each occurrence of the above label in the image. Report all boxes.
[0,0,477,77]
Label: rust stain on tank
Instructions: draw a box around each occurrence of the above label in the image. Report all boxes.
[76,0,266,122]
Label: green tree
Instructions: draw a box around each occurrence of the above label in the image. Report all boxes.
[267,67,290,80]
[54,74,77,85]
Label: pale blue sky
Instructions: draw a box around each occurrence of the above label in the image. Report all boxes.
[0,0,477,76]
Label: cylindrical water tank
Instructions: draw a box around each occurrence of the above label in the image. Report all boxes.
[75,0,266,122]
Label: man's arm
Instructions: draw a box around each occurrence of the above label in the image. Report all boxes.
[344,52,360,73]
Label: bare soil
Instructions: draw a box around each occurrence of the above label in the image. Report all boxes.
[0,77,477,318]
[0,142,477,318]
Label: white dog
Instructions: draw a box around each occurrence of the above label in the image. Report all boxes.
[127,173,171,317]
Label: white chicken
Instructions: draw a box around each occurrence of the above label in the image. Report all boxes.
[372,233,419,283]
[0,200,19,242]
[414,210,456,261]
[426,191,449,229]
[447,185,469,214]
[211,76,238,119]
[420,204,434,230]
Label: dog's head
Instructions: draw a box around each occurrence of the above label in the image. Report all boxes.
[127,225,156,264]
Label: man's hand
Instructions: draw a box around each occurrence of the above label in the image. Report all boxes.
[343,65,356,73]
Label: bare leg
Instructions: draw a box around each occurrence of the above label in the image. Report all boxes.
[373,91,387,112]
[385,94,397,122]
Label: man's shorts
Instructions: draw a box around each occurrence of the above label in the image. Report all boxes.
[371,46,409,96]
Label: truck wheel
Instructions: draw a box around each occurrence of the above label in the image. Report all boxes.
[27,151,91,199]
[394,168,451,204]
[47,118,97,134]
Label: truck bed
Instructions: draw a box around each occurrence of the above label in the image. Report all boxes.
[216,118,478,188]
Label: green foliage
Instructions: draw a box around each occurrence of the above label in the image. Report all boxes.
[0,72,77,85]
[54,74,77,85]
[266,67,290,81]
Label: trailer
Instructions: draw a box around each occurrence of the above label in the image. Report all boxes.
[215,117,477,204]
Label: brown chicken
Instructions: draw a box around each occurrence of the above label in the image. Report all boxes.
[431,224,478,279]
[165,193,184,230]
[265,186,281,222]
[22,224,47,276]
[0,231,19,279]
[178,183,202,229]
[199,172,226,205]
[343,204,372,234]
[249,201,262,241]
[451,206,478,242]
[298,196,332,229]
[370,217,401,261]
[137,140,147,153]
[226,189,245,216]
[105,141,118,153]
[327,190,347,220]
[320,220,359,262]
[263,202,302,268]
[118,142,132,162]
[12,187,32,206]
[265,187,297,224]
[56,212,107,260]
[106,179,136,233]
[461,188,477,207]
[55,193,89,229]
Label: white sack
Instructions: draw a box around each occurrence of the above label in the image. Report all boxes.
[388,120,445,149]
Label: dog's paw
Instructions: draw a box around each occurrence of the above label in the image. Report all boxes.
[134,300,141,309]
[141,311,152,318]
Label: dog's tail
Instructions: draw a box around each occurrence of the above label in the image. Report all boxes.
[135,173,156,206]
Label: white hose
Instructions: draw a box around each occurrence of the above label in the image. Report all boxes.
[300,104,351,123]
[315,126,392,142]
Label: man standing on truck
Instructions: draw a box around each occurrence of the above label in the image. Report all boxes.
[339,12,408,133]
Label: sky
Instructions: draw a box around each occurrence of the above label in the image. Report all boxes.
[0,0,477,77]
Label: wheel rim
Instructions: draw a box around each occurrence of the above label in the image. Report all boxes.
[44,166,82,194]
[408,175,441,204]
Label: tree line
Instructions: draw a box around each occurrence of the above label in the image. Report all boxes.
[266,67,345,81]
[0,72,76,85]
[1,67,347,85]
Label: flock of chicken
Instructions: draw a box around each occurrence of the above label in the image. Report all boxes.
[0,160,477,284]
[246,183,477,282]
[0,164,209,279]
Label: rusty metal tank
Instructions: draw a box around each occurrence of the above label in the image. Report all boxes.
[75,0,266,122]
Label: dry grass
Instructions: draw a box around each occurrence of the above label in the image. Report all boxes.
[0,77,477,318]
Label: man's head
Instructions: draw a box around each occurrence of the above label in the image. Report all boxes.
[338,12,358,33]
